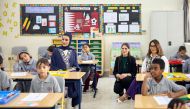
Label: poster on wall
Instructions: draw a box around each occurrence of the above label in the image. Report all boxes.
[63,5,100,33]
[20,4,59,35]
[103,4,141,34]
[110,42,141,70]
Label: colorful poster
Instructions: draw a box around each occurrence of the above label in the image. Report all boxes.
[63,6,99,33]
[36,16,42,24]
[42,18,47,26]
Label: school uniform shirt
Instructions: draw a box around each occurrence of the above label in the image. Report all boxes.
[171,53,189,60]
[182,58,190,73]
[0,69,10,90]
[141,55,169,73]
[78,52,95,61]
[30,73,61,93]
[13,58,37,74]
[146,77,186,95]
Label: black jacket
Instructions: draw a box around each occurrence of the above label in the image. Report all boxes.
[113,55,137,78]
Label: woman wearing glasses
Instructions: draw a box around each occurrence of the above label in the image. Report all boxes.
[50,32,79,71]
[117,39,169,102]
[113,43,137,99]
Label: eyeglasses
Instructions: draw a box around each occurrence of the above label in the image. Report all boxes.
[62,39,69,41]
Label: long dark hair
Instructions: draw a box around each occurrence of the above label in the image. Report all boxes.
[147,39,163,57]
[121,43,131,57]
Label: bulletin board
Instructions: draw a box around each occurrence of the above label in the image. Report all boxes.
[110,42,141,70]
[103,4,141,34]
[62,5,100,33]
[20,4,59,35]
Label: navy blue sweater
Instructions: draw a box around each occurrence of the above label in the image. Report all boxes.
[50,46,79,71]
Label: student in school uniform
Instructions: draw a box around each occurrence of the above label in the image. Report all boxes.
[182,58,190,73]
[113,43,137,98]
[13,51,37,73]
[0,55,11,90]
[78,43,95,92]
[42,45,55,63]
[51,32,79,71]
[141,58,186,97]
[117,39,169,102]
[30,58,61,93]
[171,46,189,61]
[13,51,37,92]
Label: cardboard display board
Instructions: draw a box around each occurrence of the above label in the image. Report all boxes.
[103,4,141,34]
[62,5,100,33]
[20,4,59,35]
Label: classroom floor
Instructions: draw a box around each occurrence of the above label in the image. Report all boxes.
[66,77,134,109]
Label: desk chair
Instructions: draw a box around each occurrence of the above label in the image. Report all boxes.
[11,46,28,56]
[38,46,49,59]
[0,47,2,54]
[55,76,65,109]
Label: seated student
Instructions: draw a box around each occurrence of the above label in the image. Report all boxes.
[78,43,95,92]
[168,98,187,109]
[182,58,190,73]
[142,58,186,97]
[13,51,37,73]
[0,55,11,90]
[13,51,37,92]
[171,46,189,61]
[42,45,55,63]
[30,58,61,93]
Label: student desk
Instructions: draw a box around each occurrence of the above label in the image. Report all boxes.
[8,72,85,109]
[136,73,190,82]
[78,60,99,98]
[0,93,64,109]
[134,94,167,109]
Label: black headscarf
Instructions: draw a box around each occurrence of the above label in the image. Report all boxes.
[60,32,72,50]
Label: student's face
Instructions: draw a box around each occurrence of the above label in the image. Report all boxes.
[37,63,50,75]
[62,36,70,47]
[179,50,186,57]
[121,45,129,56]
[83,45,90,52]
[150,64,163,78]
[150,42,157,54]
[20,53,31,63]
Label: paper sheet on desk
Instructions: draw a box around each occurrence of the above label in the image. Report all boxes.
[153,96,172,105]
[11,72,27,76]
[82,60,94,63]
[21,93,48,101]
[186,74,190,78]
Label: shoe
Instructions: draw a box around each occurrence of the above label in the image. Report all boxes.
[116,95,128,103]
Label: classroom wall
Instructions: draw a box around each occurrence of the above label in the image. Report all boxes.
[0,0,183,72]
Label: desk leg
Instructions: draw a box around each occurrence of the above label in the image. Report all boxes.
[93,64,97,98]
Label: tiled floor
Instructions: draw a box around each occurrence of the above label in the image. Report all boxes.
[66,77,134,109]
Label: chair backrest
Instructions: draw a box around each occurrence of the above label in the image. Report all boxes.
[11,46,28,56]
[8,79,14,91]
[0,47,2,53]
[38,46,48,59]
[55,76,65,93]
